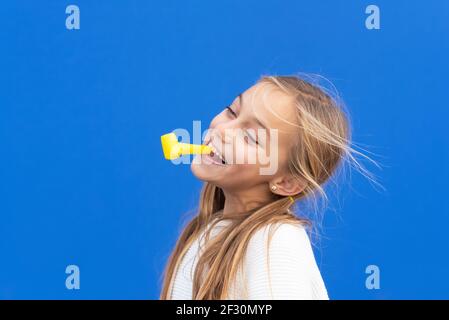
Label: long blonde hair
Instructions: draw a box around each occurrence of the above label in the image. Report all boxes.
[159,74,381,299]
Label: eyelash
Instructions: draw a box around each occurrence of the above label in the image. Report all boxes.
[225,106,259,145]
[226,106,237,118]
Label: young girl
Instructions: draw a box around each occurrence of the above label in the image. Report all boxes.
[160,74,374,300]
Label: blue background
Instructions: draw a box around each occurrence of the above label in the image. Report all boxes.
[1,1,448,299]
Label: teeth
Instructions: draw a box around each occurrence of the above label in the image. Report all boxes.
[209,144,226,164]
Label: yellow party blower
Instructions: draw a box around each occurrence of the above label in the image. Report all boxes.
[161,132,212,160]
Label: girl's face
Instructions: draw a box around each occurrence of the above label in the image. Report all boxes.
[191,82,299,194]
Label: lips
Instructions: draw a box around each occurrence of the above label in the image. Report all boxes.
[204,140,227,165]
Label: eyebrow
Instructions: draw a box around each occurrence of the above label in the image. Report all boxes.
[238,93,270,135]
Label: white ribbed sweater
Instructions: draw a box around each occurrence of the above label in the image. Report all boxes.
[169,218,329,300]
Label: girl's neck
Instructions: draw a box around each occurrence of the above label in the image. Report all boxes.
[221,189,274,218]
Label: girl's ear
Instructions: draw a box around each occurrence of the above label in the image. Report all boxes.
[269,175,305,196]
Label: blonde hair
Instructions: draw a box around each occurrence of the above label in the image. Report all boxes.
[159,74,382,299]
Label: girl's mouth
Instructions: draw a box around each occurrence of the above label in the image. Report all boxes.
[203,141,228,166]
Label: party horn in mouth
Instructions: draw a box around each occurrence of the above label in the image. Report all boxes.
[161,132,212,160]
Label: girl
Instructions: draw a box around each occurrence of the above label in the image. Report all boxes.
[160,74,376,300]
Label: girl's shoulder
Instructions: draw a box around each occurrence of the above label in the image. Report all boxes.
[241,221,328,299]
[248,221,312,252]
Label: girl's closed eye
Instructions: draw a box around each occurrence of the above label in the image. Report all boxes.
[226,106,237,118]
[225,106,259,145]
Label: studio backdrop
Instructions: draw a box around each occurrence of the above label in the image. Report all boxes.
[0,0,448,299]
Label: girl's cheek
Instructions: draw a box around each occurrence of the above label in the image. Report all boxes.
[230,144,259,166]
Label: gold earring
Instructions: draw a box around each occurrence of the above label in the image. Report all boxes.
[271,185,277,191]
